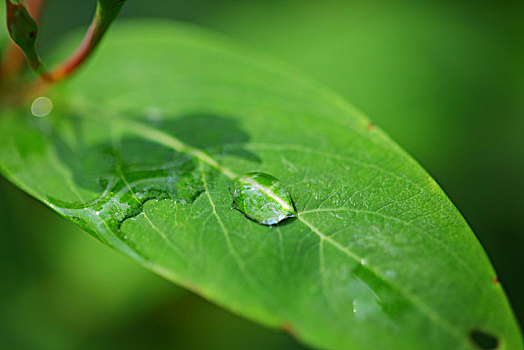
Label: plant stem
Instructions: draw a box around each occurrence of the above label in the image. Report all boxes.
[46,1,127,82]
[45,7,104,82]
[2,0,126,86]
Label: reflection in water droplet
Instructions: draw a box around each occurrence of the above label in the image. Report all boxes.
[31,96,53,117]
[230,172,296,225]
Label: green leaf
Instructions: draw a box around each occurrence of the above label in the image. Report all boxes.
[5,0,38,52]
[4,0,48,76]
[0,20,521,350]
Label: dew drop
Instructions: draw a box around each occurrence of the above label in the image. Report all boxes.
[31,96,53,117]
[230,172,296,226]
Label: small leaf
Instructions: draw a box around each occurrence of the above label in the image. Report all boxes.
[0,21,522,350]
[5,0,37,51]
[5,0,46,75]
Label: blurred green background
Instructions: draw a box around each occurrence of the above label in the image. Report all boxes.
[1,1,522,349]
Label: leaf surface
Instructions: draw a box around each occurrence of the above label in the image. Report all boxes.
[0,21,521,350]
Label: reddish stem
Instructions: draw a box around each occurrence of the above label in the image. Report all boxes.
[46,18,98,82]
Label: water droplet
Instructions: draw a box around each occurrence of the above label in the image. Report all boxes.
[31,96,53,117]
[230,172,296,225]
[360,258,368,265]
